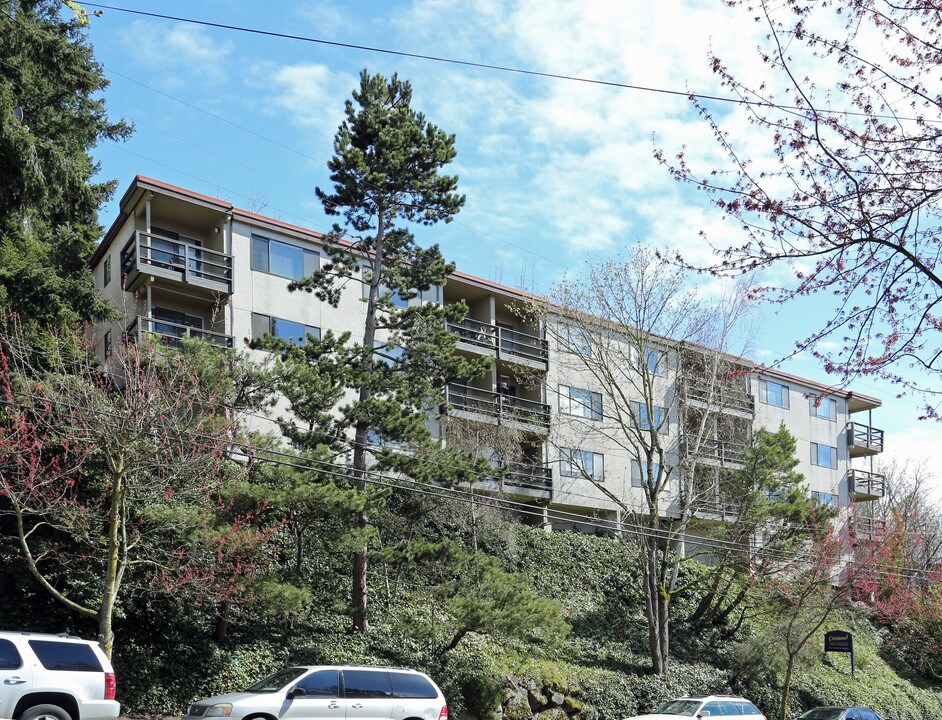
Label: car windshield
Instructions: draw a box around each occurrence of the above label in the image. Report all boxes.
[653,700,701,716]
[245,667,308,693]
[800,709,846,720]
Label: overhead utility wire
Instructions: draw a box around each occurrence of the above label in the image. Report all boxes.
[84,4,747,105]
[84,3,928,125]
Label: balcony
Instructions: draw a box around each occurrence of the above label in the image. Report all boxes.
[846,421,884,457]
[847,468,886,501]
[445,382,550,432]
[125,316,234,349]
[682,438,746,466]
[847,516,888,543]
[121,230,233,295]
[679,377,755,417]
[447,318,548,371]
[694,498,739,520]
[504,463,552,494]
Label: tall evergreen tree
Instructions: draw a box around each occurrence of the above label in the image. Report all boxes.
[0,0,130,329]
[258,70,490,632]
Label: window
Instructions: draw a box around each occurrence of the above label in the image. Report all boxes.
[373,343,405,367]
[104,330,112,359]
[810,396,837,421]
[342,670,393,698]
[811,442,838,469]
[559,449,604,480]
[296,670,339,698]
[559,385,602,420]
[630,459,661,489]
[389,290,409,308]
[252,313,320,345]
[246,667,308,692]
[759,379,790,408]
[0,639,21,670]
[251,235,318,280]
[103,256,111,287]
[639,345,666,376]
[389,672,438,699]
[632,401,669,433]
[28,641,102,672]
[813,491,838,507]
[566,325,593,356]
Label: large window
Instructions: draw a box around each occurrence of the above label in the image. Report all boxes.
[251,235,319,280]
[342,670,393,699]
[559,449,604,480]
[252,313,320,345]
[565,325,593,356]
[759,379,790,408]
[810,397,837,421]
[630,459,661,489]
[0,639,21,670]
[638,345,666,376]
[813,491,838,507]
[559,385,602,420]
[632,401,669,433]
[811,442,837,469]
[28,641,101,672]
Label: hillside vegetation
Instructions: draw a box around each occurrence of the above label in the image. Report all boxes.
[3,494,940,720]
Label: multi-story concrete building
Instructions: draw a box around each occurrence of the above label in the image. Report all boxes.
[89,175,886,538]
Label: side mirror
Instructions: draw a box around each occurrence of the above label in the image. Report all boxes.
[699,713,711,718]
[287,687,307,700]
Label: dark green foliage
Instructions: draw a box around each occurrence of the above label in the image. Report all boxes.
[0,0,130,330]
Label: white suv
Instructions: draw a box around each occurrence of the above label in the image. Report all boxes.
[0,632,119,720]
[629,694,766,720]
[183,665,448,720]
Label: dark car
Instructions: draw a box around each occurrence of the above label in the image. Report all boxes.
[799,708,887,720]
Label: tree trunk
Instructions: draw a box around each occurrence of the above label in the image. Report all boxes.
[644,537,666,674]
[98,472,125,659]
[779,659,795,720]
[350,209,387,633]
[214,601,229,642]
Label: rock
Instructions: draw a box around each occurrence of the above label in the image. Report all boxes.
[503,689,532,720]
[533,708,568,720]
[550,692,565,707]
[528,688,548,708]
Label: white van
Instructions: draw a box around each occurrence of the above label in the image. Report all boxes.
[183,665,448,720]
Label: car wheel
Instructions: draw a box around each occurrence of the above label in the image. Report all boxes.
[20,704,73,720]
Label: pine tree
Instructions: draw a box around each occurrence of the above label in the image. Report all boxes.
[257,70,491,632]
[0,1,130,330]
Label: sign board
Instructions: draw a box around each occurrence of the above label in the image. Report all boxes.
[824,631,855,675]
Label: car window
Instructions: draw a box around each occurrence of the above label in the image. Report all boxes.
[297,670,339,698]
[733,701,762,715]
[654,700,700,716]
[860,712,881,720]
[845,711,861,720]
[0,640,22,670]
[701,702,722,716]
[390,672,437,699]
[717,702,740,716]
[246,667,308,692]
[28,641,101,672]
[343,670,392,698]
[800,710,846,720]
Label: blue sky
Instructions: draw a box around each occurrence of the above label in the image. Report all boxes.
[81,1,937,474]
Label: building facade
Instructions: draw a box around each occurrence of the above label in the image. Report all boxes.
[90,176,886,537]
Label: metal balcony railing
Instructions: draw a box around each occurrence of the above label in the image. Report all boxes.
[847,468,886,500]
[679,377,755,415]
[846,421,884,455]
[121,230,233,293]
[125,316,234,349]
[682,438,747,465]
[447,318,548,368]
[445,382,550,429]
[848,516,888,543]
[504,463,553,492]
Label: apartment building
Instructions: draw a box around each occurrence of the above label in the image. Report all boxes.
[89,176,886,538]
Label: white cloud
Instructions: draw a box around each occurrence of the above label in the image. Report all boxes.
[122,21,233,85]
[247,63,355,136]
